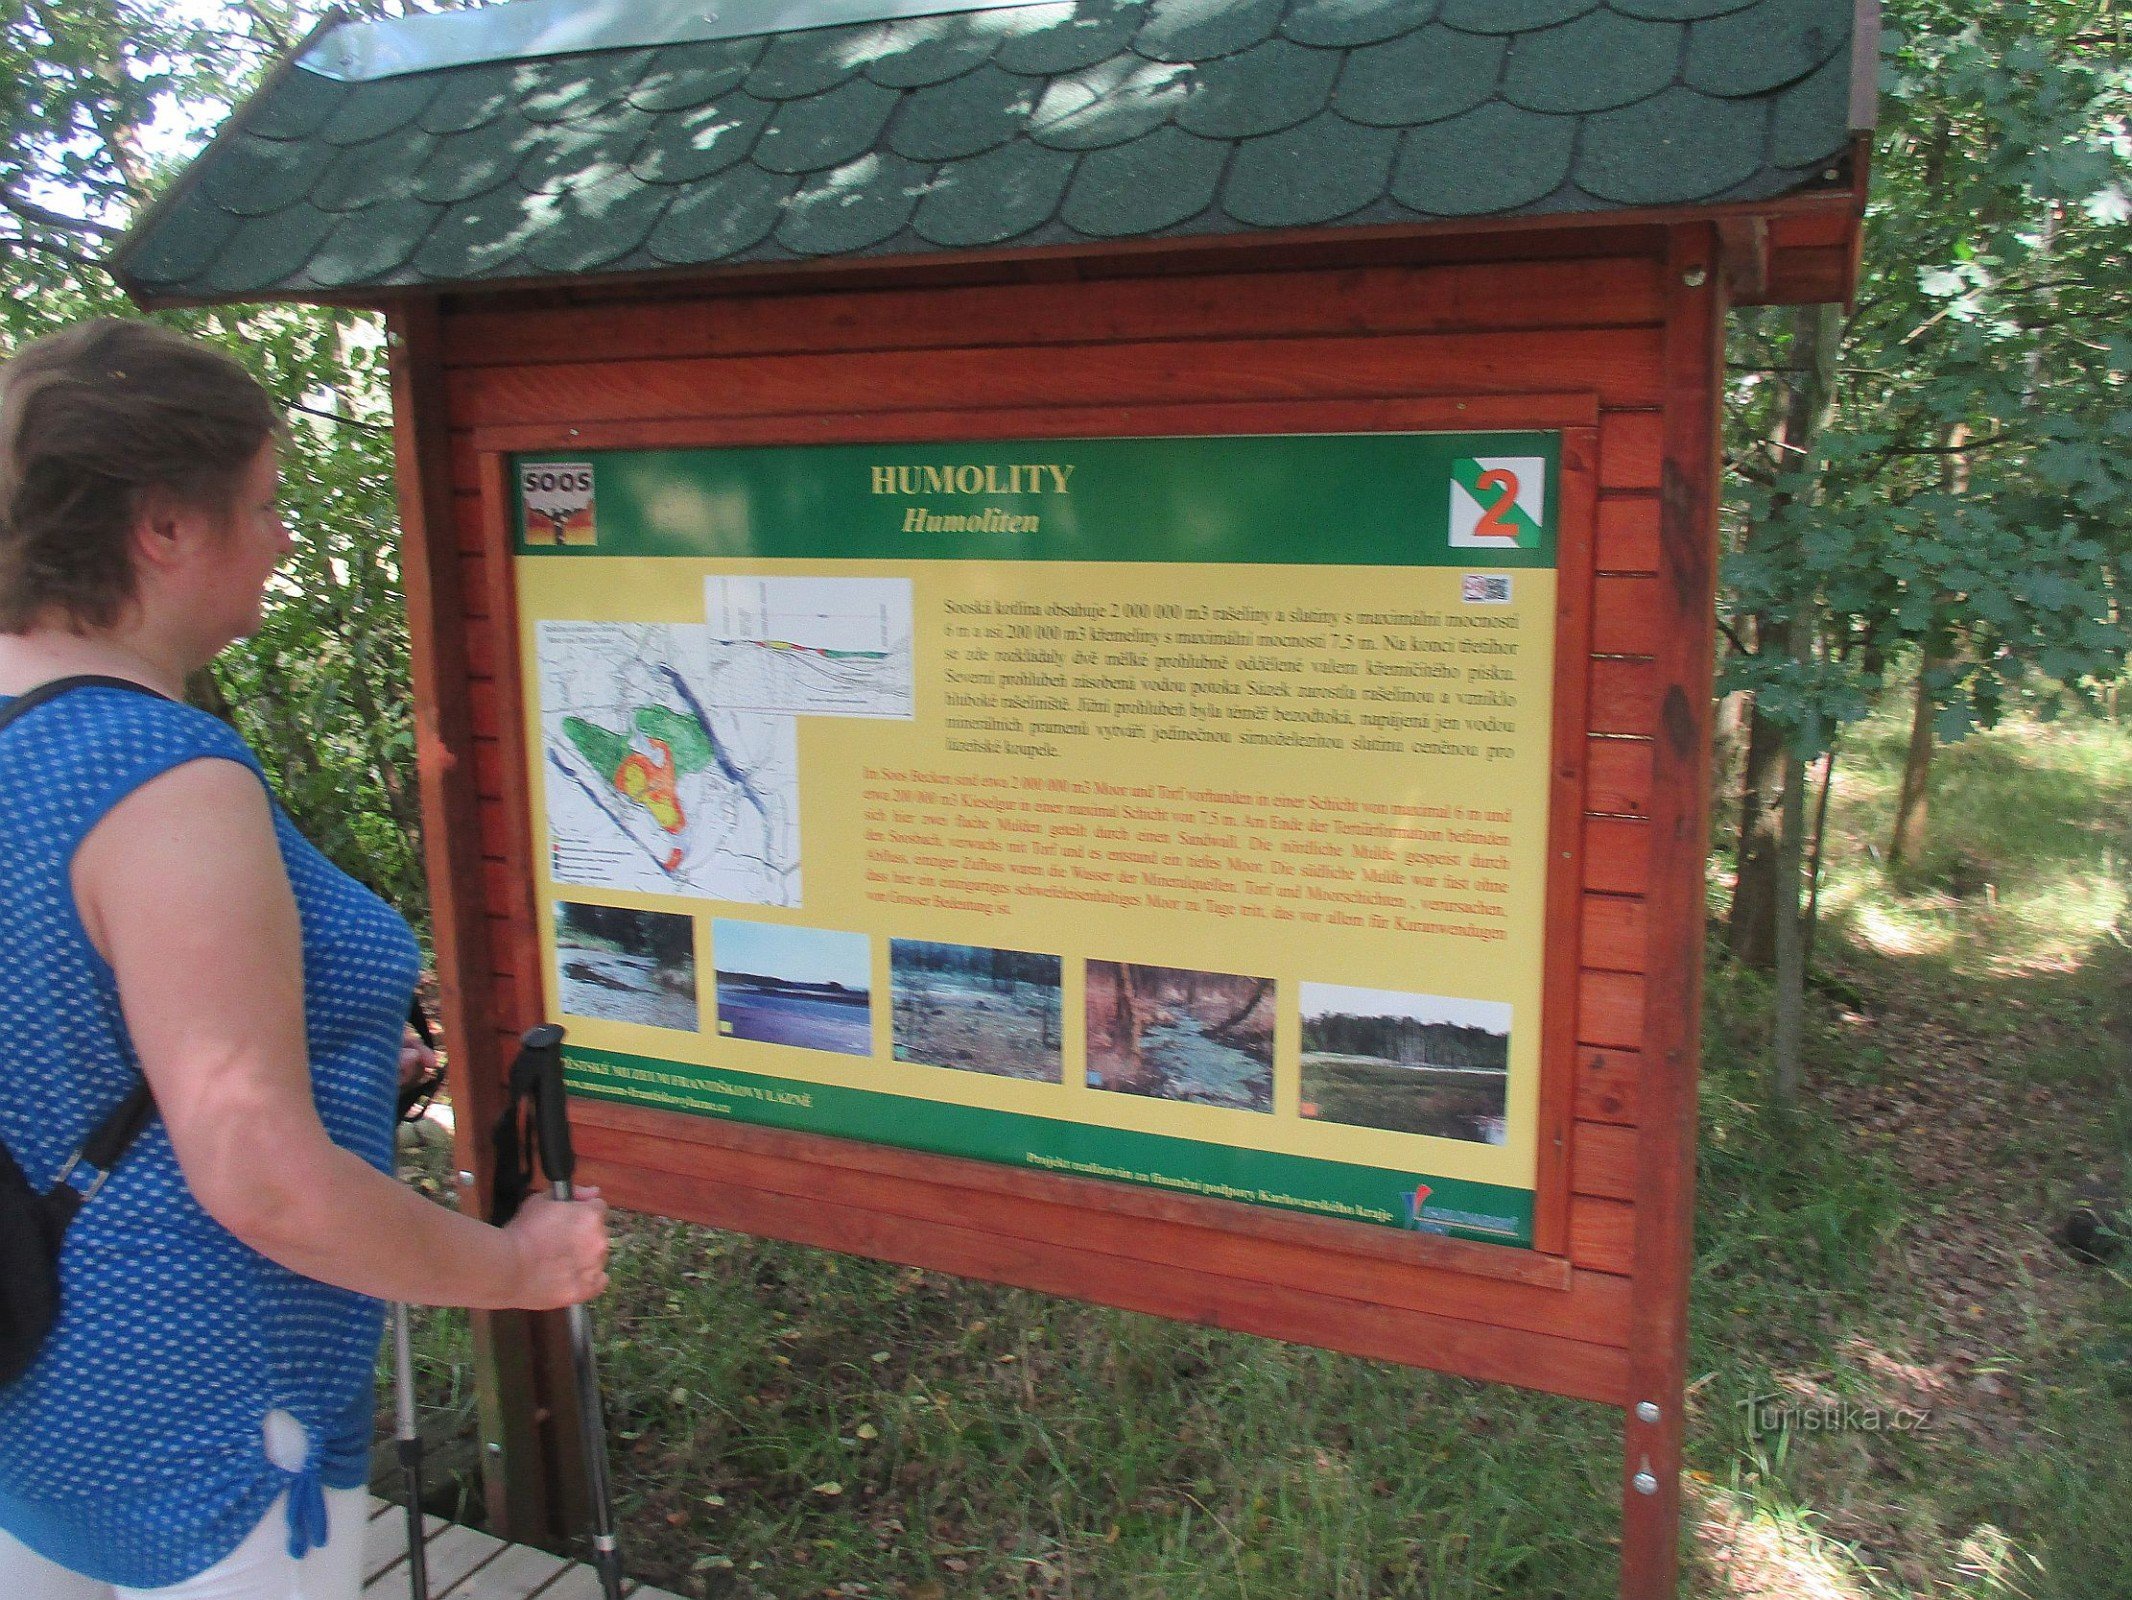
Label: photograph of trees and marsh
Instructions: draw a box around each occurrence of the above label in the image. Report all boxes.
[1299,983,1510,1144]
[1086,962,1274,1112]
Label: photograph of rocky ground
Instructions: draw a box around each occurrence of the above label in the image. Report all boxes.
[554,900,698,1032]
[891,940,1062,1081]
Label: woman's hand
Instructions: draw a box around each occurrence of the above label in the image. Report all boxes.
[398,1024,438,1090]
[500,1188,612,1309]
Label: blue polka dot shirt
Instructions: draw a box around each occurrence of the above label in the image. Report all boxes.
[0,686,420,1587]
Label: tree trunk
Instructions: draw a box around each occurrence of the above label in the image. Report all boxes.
[1764,302,1843,1104]
[1729,704,1787,969]
[1769,594,1821,1108]
[1803,741,1840,968]
[1726,300,1843,968]
[1888,659,1938,872]
[1887,427,1970,874]
[1111,965,1143,1066]
[1710,688,1750,833]
[1770,739,1808,1109]
[1207,977,1273,1039]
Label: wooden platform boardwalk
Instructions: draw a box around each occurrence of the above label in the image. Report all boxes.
[361,1496,686,1600]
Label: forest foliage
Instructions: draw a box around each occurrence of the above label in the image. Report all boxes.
[1,0,2125,978]
[1299,1013,1509,1074]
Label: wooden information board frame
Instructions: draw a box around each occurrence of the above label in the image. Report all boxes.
[389,225,1727,1597]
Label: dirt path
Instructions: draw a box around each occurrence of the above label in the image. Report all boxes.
[1699,931,2131,1596]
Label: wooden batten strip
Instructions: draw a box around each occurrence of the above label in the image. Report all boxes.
[1577,971,1646,1049]
[443,329,1666,430]
[1575,1048,1641,1127]
[442,258,1668,370]
[1766,248,1852,306]
[468,394,1603,460]
[453,490,483,554]
[487,913,518,980]
[1595,495,1661,574]
[1592,575,1665,654]
[1597,410,1662,490]
[1570,1121,1637,1201]
[465,617,497,679]
[1589,657,1660,734]
[1582,816,1650,896]
[387,305,566,1541]
[473,737,502,801]
[1585,736,1653,817]
[1768,210,1853,249]
[1617,224,1728,1598]
[1580,893,1648,973]
[1532,423,1601,1257]
[1569,1195,1635,1277]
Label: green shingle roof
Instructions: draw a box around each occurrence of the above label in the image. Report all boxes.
[113,0,1866,303]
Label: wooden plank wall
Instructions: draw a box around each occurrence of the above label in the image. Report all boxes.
[426,246,1674,1401]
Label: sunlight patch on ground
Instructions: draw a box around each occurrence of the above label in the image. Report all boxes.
[1841,893,1960,959]
[1691,1484,1875,1600]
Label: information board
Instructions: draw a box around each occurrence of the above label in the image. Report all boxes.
[513,432,1561,1246]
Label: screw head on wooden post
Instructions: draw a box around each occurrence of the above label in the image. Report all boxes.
[1635,1401,1661,1423]
[1682,266,1708,288]
[1632,1458,1660,1496]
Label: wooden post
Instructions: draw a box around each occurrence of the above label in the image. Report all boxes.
[1618,224,1725,1598]
[386,300,576,1543]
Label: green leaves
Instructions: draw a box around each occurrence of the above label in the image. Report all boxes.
[1721,0,2132,746]
[0,2,429,931]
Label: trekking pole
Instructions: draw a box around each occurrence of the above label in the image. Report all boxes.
[391,1302,428,1600]
[520,1024,625,1600]
[393,998,443,1600]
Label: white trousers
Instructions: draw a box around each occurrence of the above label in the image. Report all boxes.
[0,1487,369,1600]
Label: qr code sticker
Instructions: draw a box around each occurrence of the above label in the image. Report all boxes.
[1462,574,1512,605]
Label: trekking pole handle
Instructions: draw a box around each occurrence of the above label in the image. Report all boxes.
[520,1024,575,1190]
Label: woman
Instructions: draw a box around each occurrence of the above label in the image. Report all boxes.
[0,319,611,1599]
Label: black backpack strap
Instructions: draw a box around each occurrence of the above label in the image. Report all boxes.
[0,674,168,735]
[2,675,171,1208]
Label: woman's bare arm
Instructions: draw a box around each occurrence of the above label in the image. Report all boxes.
[71,756,606,1310]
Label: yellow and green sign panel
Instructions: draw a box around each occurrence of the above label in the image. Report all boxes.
[514,432,1558,1245]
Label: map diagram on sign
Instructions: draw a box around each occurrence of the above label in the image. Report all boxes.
[537,621,801,906]
[703,576,914,718]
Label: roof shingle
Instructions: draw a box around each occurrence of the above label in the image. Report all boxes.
[112,0,1864,302]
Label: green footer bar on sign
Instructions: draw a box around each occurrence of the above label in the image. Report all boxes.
[562,1044,1534,1247]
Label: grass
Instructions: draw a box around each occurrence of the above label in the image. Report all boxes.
[382,691,2132,1599]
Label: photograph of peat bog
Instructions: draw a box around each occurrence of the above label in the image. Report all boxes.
[714,920,871,1056]
[1086,962,1274,1112]
[1299,983,1511,1145]
[554,900,699,1033]
[890,940,1062,1081]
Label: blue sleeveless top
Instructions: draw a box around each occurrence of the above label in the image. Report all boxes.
[0,685,420,1587]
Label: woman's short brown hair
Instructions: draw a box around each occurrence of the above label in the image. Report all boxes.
[0,318,284,632]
